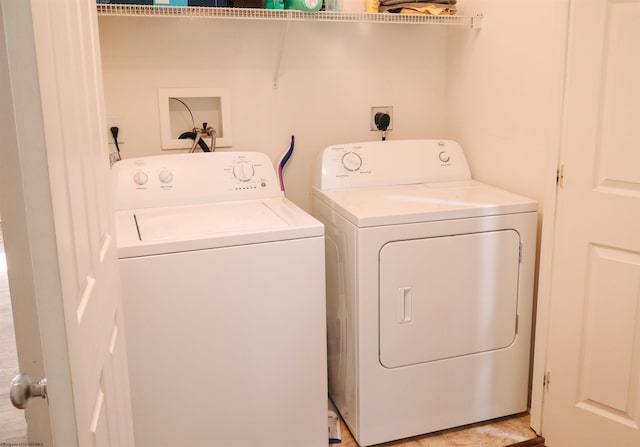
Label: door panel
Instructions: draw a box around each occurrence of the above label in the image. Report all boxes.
[595,1,640,191]
[578,245,640,422]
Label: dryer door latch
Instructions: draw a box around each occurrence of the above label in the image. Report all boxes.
[397,287,413,324]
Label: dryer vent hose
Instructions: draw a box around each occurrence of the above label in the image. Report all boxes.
[278,135,295,195]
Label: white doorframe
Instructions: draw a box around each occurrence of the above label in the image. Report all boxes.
[528,9,571,433]
[529,117,564,434]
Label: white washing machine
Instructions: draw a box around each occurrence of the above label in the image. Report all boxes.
[312,140,537,446]
[112,152,327,447]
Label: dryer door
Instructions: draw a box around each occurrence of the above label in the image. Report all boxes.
[379,230,521,368]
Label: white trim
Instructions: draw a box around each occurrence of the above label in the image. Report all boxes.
[158,87,232,150]
[529,0,573,434]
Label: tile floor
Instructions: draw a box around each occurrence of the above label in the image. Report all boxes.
[0,224,28,443]
[335,412,539,447]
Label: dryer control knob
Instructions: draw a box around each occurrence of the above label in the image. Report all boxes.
[438,151,450,163]
[233,162,255,182]
[342,152,362,172]
[133,171,148,186]
[158,170,173,184]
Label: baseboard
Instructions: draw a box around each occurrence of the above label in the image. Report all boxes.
[506,436,546,447]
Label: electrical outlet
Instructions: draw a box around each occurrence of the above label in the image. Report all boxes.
[371,106,393,131]
[107,116,124,145]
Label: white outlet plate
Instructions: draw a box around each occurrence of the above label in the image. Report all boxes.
[371,106,393,131]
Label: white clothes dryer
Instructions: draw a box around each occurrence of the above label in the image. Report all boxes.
[112,152,327,447]
[312,140,537,446]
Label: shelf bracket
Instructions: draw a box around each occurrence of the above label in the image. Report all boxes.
[471,13,483,30]
[273,20,291,89]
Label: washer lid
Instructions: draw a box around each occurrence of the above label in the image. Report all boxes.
[115,197,323,258]
[313,180,537,227]
[135,201,287,242]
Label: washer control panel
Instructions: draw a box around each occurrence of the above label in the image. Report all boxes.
[112,152,280,211]
[314,139,472,190]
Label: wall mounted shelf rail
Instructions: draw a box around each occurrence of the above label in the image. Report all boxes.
[96,4,483,28]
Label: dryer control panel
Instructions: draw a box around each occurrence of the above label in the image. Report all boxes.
[313,139,472,190]
[112,152,280,210]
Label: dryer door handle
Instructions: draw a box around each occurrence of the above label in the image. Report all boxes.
[397,287,413,324]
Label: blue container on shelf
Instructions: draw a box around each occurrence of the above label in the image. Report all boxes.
[189,0,228,5]
[153,0,188,5]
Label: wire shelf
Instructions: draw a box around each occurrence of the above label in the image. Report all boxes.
[96,4,482,28]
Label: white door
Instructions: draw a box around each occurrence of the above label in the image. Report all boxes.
[541,0,640,446]
[0,1,135,446]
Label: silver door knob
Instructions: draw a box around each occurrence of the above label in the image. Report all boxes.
[10,374,47,409]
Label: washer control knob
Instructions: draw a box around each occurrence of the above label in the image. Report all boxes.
[342,152,362,172]
[233,162,255,182]
[438,151,450,163]
[158,170,173,184]
[133,171,148,186]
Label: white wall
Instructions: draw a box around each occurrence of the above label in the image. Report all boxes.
[446,0,569,207]
[443,2,569,428]
[99,17,448,212]
[99,1,569,215]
